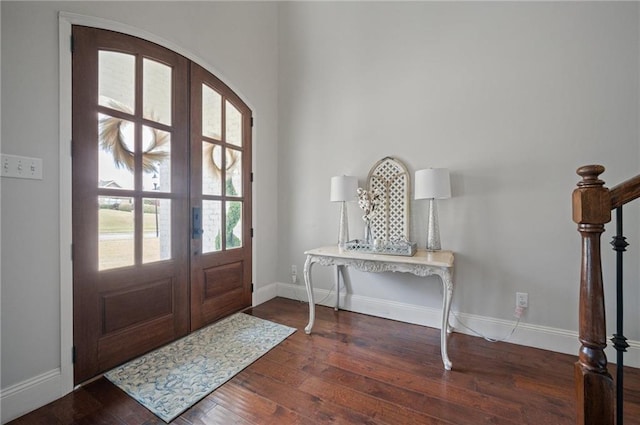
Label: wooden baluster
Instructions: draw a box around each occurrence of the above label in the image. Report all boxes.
[572,165,614,425]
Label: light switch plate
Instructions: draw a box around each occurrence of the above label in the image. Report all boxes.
[1,153,43,180]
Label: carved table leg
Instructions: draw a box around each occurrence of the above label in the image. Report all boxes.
[439,270,454,371]
[304,255,315,334]
[335,265,340,311]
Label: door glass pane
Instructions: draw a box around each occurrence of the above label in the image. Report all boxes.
[202,142,222,196]
[225,100,242,147]
[226,148,242,197]
[98,114,135,190]
[143,58,172,126]
[143,198,171,263]
[202,200,222,253]
[226,201,243,249]
[99,51,135,114]
[202,84,222,139]
[99,196,134,270]
[142,126,171,192]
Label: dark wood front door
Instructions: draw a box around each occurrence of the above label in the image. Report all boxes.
[189,64,253,330]
[72,27,252,384]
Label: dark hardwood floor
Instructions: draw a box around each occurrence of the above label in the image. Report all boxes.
[9,297,640,424]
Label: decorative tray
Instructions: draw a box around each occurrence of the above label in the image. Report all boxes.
[343,239,417,257]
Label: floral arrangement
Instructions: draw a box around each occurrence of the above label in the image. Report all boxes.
[357,187,382,222]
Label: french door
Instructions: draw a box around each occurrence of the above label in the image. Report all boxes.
[72,27,252,384]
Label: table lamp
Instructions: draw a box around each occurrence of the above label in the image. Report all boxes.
[415,168,451,251]
[330,175,358,249]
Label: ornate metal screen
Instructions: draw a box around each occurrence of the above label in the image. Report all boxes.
[367,157,410,242]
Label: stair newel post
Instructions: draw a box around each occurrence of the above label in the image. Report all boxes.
[572,165,614,425]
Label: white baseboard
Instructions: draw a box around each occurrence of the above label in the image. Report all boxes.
[612,339,640,370]
[1,368,63,424]
[449,311,580,356]
[275,281,640,368]
[252,282,279,307]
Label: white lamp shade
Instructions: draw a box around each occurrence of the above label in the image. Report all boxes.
[330,175,358,202]
[415,168,451,200]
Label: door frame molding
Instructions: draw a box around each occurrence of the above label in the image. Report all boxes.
[59,11,258,395]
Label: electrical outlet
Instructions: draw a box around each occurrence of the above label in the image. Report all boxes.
[516,292,528,309]
[291,265,298,284]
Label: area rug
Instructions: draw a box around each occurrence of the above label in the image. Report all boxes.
[105,313,296,422]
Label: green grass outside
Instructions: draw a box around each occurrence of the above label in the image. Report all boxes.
[98,210,164,270]
[99,209,160,233]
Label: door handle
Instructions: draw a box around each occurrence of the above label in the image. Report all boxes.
[192,207,203,239]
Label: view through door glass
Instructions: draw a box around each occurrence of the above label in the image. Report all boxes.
[72,27,252,384]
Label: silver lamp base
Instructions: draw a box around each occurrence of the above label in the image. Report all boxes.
[426,198,441,251]
[338,201,349,250]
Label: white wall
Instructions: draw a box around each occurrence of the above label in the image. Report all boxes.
[277,1,640,354]
[1,1,279,422]
[2,0,640,422]
[0,1,3,418]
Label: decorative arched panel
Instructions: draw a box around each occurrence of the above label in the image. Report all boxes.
[367,157,411,242]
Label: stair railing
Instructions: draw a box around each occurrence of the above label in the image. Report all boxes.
[573,165,640,425]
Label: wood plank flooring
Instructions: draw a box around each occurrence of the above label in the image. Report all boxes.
[9,297,640,424]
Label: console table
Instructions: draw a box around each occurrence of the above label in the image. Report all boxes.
[303,245,455,370]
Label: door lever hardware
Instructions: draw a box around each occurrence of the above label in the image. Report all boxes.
[192,207,204,239]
